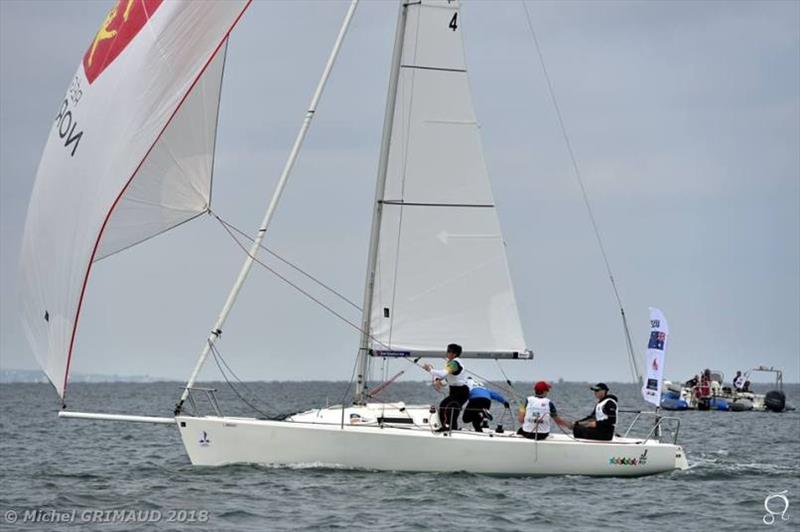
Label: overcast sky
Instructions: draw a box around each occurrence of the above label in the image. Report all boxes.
[1,0,798,389]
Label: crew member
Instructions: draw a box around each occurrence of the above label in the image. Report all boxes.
[462,377,509,432]
[517,381,570,440]
[573,383,617,441]
[423,343,469,432]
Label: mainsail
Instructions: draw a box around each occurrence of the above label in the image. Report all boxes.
[368,0,529,358]
[19,0,250,398]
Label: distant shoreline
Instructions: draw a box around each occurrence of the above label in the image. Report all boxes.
[2,370,797,386]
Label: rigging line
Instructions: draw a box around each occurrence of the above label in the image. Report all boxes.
[494,358,523,399]
[209,340,281,416]
[208,341,281,420]
[622,309,641,381]
[217,211,438,390]
[462,367,523,402]
[211,211,362,312]
[340,350,361,418]
[552,415,580,441]
[520,1,640,383]
[214,213,409,360]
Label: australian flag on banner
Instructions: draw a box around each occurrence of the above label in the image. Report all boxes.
[648,331,666,350]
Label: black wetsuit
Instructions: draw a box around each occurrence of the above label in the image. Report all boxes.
[436,360,469,431]
[439,385,469,431]
[462,387,507,432]
[462,397,491,431]
[573,394,618,441]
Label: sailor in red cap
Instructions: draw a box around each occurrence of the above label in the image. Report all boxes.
[516,381,571,440]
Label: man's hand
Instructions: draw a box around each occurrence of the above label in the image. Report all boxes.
[422,363,432,371]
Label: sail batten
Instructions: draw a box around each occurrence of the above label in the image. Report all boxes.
[20,1,250,398]
[368,0,529,356]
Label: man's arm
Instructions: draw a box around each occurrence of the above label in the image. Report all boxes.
[423,360,457,380]
[575,408,596,427]
[488,390,508,406]
[603,400,617,425]
[429,368,448,380]
[549,402,571,429]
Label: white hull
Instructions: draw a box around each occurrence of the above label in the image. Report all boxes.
[176,412,688,476]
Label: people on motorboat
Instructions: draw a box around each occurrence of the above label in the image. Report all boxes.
[462,377,509,432]
[694,368,714,402]
[517,381,570,440]
[733,370,745,391]
[573,383,617,441]
[422,343,469,432]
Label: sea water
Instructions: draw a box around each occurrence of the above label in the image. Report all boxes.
[1,381,798,531]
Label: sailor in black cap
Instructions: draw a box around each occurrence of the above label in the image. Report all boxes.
[572,383,617,441]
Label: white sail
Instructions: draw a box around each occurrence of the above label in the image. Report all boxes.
[19,0,249,398]
[369,0,528,358]
[95,40,228,260]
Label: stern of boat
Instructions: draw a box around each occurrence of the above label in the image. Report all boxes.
[674,444,689,470]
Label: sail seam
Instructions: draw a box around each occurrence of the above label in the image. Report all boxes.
[400,64,466,73]
[379,200,494,208]
[62,0,254,398]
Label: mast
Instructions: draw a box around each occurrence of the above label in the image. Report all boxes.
[354,1,409,405]
[175,0,359,415]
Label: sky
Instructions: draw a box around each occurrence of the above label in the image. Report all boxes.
[0,0,798,391]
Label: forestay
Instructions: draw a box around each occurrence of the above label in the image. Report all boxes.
[19,0,250,398]
[369,0,529,358]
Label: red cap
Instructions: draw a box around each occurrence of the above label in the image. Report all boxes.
[534,381,551,394]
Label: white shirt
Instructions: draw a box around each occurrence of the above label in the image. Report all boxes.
[523,396,553,434]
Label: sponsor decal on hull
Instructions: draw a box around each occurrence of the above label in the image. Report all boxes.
[609,450,648,466]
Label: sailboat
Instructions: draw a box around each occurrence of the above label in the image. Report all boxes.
[20,0,688,476]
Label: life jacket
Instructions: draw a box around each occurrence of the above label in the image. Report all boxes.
[445,358,468,387]
[595,397,617,423]
[523,396,551,434]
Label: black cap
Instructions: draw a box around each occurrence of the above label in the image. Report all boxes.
[590,382,609,392]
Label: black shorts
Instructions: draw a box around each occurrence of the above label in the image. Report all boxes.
[572,424,613,441]
[517,429,549,440]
